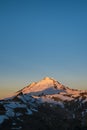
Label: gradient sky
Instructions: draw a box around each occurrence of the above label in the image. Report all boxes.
[0,0,87,98]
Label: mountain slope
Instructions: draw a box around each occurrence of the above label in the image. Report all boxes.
[0,77,87,130]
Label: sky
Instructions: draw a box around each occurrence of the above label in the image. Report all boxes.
[0,0,87,98]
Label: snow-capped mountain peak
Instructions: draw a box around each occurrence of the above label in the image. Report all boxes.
[20,77,64,95]
[0,77,87,130]
[17,77,87,103]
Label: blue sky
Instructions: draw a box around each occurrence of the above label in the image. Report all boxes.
[0,0,87,98]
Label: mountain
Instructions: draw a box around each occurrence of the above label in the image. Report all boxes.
[0,77,87,130]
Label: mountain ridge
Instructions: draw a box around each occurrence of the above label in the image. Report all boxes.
[0,77,87,130]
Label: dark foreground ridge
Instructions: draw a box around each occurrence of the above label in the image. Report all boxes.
[0,77,87,130]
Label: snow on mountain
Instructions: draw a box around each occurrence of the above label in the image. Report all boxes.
[0,77,87,129]
[21,77,63,94]
[20,77,66,96]
[17,77,87,103]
